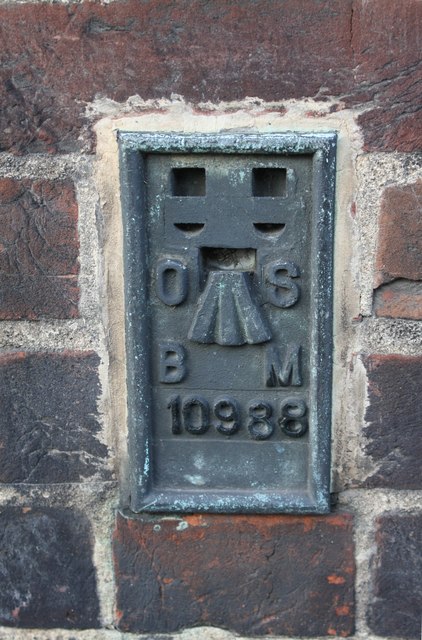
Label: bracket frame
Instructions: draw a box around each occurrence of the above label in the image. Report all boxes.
[119,131,336,514]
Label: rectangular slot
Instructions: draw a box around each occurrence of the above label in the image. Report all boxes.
[202,247,256,272]
[171,167,206,196]
[252,167,286,197]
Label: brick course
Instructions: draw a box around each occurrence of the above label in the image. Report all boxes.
[0,0,421,153]
[114,511,355,636]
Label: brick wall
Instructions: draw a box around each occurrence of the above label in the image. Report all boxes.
[0,1,421,639]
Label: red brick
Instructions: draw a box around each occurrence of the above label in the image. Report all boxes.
[0,0,355,150]
[352,0,422,152]
[362,355,422,489]
[0,1,420,153]
[374,181,422,288]
[368,513,422,638]
[0,178,79,319]
[113,511,355,636]
[373,181,422,319]
[0,351,111,483]
[374,280,422,320]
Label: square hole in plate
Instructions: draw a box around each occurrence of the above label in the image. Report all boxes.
[171,168,206,196]
[252,168,286,197]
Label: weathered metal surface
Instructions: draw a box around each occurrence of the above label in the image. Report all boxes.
[119,132,336,513]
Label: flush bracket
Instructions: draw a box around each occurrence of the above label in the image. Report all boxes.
[119,132,336,514]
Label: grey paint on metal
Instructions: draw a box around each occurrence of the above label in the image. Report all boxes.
[119,132,336,513]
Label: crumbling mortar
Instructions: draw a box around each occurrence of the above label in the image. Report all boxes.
[0,153,91,181]
[358,317,422,356]
[0,319,102,352]
[87,94,368,124]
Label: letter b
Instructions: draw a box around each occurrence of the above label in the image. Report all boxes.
[159,342,186,383]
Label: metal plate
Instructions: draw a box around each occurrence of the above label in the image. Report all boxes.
[119,132,336,513]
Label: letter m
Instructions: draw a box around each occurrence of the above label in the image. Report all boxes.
[265,344,302,387]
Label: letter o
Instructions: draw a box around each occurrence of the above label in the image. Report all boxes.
[156,258,188,306]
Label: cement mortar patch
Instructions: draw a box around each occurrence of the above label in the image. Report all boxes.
[359,317,422,356]
[331,353,372,492]
[94,96,363,505]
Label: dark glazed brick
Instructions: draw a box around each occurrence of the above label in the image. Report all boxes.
[368,513,422,638]
[0,507,100,629]
[0,351,111,483]
[363,355,422,489]
[114,512,355,636]
[0,178,79,319]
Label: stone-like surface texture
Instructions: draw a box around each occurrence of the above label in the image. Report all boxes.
[362,355,422,489]
[114,512,355,636]
[368,513,422,639]
[0,178,79,319]
[0,351,111,483]
[0,0,420,153]
[0,507,100,629]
